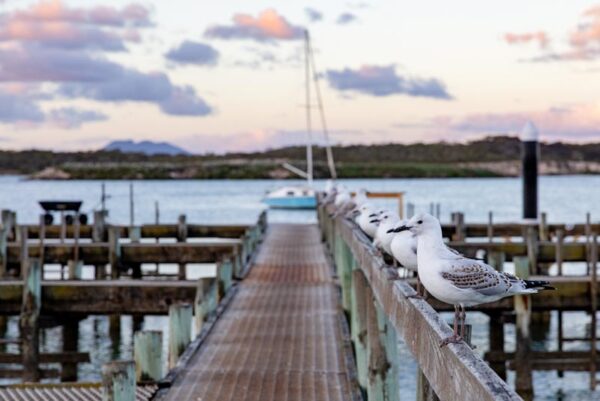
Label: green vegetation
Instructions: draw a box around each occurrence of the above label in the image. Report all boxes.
[2,136,599,179]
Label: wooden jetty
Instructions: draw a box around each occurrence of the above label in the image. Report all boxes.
[2,200,600,401]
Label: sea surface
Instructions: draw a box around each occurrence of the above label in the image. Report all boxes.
[1,175,599,400]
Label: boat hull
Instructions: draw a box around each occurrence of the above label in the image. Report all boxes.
[263,195,317,209]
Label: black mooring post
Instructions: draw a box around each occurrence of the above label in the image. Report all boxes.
[521,121,539,220]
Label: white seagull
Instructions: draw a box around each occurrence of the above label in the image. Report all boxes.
[372,211,400,255]
[354,204,380,238]
[396,213,554,347]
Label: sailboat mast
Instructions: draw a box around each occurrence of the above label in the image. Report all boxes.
[308,35,337,180]
[304,30,313,186]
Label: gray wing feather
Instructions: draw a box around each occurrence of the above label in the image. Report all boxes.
[441,259,513,296]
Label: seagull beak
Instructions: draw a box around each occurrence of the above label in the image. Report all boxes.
[392,225,410,233]
[369,219,380,224]
[368,213,376,218]
[350,209,360,217]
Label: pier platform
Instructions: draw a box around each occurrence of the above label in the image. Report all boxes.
[160,223,360,401]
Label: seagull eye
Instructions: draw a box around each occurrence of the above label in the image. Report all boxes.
[417,220,423,224]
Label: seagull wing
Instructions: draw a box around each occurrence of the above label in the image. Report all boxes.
[441,259,512,296]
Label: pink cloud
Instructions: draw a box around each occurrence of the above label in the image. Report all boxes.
[0,0,151,51]
[205,9,303,42]
[435,104,600,139]
[569,5,600,48]
[504,31,549,48]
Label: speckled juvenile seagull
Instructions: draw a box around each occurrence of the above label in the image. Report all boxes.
[395,213,554,347]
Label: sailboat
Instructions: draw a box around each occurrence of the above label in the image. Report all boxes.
[263,30,336,210]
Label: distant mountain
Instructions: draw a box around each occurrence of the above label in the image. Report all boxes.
[104,140,190,155]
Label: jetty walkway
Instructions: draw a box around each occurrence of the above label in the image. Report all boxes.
[160,223,361,401]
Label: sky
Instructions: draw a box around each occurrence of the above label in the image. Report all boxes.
[1,0,600,153]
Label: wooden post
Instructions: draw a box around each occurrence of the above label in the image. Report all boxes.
[68,260,83,280]
[38,215,45,279]
[488,251,505,272]
[93,211,107,279]
[101,360,135,401]
[366,285,389,401]
[336,237,354,312]
[352,269,368,391]
[129,182,135,228]
[217,258,233,300]
[487,211,494,242]
[19,227,28,279]
[397,193,404,219]
[488,312,506,379]
[514,256,533,401]
[416,370,440,401]
[177,215,187,280]
[108,226,121,279]
[134,331,163,382]
[383,314,400,401]
[109,314,121,359]
[0,226,7,278]
[539,212,548,241]
[556,229,564,276]
[452,212,465,242]
[194,278,214,334]
[586,213,592,275]
[61,319,79,381]
[590,234,598,390]
[525,226,538,275]
[168,303,192,368]
[20,258,41,382]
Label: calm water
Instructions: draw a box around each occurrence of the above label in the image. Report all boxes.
[1,175,599,400]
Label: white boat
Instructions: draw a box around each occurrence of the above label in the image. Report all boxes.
[263,30,336,210]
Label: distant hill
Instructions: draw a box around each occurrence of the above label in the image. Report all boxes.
[0,135,598,179]
[104,140,190,156]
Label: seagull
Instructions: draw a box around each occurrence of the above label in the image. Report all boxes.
[395,213,554,347]
[355,204,380,238]
[372,211,400,255]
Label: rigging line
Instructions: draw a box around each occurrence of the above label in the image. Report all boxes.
[308,32,337,180]
[304,29,313,185]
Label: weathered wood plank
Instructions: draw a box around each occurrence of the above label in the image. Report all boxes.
[6,241,241,264]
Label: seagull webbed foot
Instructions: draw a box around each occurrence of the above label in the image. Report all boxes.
[439,334,463,347]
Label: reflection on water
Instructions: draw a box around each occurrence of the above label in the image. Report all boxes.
[1,175,600,400]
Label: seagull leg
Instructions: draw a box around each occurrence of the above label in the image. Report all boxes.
[406,275,424,299]
[440,305,463,347]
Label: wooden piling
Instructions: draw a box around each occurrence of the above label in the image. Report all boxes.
[488,251,505,272]
[217,258,233,301]
[365,284,389,401]
[19,227,28,279]
[101,360,135,401]
[488,313,506,379]
[134,331,162,382]
[556,229,564,276]
[487,211,494,241]
[177,215,187,280]
[93,211,107,280]
[109,314,121,359]
[590,234,598,390]
[194,278,214,334]
[352,269,369,391]
[525,226,538,275]
[61,318,79,381]
[168,303,192,369]
[108,226,121,279]
[514,256,533,401]
[452,212,465,242]
[19,257,41,382]
[539,212,548,241]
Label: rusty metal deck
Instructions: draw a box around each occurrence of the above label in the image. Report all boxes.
[163,224,359,401]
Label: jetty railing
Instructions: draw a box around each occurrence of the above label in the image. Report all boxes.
[318,204,521,401]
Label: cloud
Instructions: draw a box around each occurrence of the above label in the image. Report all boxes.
[158,86,212,116]
[47,107,107,128]
[205,9,304,42]
[304,8,323,22]
[504,31,548,49]
[0,91,44,123]
[165,41,219,66]
[434,104,600,139]
[325,65,452,99]
[510,5,600,62]
[0,0,151,51]
[336,12,357,25]
[0,45,213,116]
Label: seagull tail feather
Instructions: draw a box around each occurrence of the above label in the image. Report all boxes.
[523,279,555,291]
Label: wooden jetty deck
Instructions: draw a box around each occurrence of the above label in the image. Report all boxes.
[157,224,361,401]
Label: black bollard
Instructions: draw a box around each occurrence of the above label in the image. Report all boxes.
[521,121,539,221]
